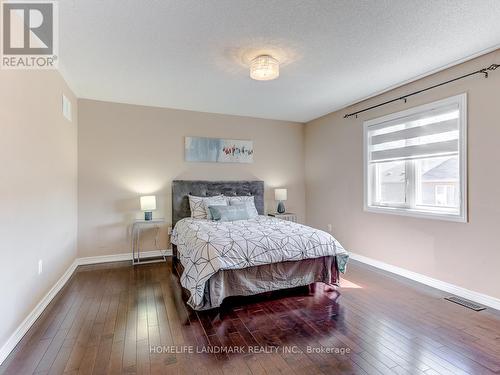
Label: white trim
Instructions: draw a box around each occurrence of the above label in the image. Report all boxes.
[77,249,172,266]
[364,205,467,223]
[0,249,172,365]
[350,252,500,311]
[363,93,467,223]
[0,259,79,365]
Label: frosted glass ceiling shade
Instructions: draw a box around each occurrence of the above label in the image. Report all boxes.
[250,55,279,81]
[140,195,157,211]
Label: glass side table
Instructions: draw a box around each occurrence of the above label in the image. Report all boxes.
[131,219,168,265]
[267,213,297,223]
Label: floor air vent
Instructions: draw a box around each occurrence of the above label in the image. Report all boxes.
[445,296,486,311]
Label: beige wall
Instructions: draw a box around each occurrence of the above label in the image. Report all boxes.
[305,50,500,299]
[77,100,305,258]
[0,70,78,349]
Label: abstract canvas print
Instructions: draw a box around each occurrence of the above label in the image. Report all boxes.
[185,137,254,163]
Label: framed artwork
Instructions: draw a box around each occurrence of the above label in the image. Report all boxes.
[185,136,254,163]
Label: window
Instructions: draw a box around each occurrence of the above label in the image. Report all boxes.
[434,185,456,207]
[364,94,467,222]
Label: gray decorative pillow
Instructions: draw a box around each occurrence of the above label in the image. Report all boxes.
[188,194,226,219]
[227,195,259,218]
[208,205,250,222]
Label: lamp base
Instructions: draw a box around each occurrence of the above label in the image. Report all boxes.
[277,201,286,214]
[144,211,152,221]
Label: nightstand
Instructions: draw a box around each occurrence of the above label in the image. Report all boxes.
[131,219,168,265]
[268,213,297,223]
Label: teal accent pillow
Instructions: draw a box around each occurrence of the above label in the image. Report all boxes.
[205,204,227,220]
[208,205,250,222]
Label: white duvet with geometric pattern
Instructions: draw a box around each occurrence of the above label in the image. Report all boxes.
[171,216,349,310]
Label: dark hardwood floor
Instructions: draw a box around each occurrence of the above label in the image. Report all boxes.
[1,258,499,375]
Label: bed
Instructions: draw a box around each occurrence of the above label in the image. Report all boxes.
[171,180,349,310]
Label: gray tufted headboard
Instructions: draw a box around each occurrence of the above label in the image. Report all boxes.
[172,180,264,227]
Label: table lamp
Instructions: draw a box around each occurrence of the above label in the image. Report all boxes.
[140,195,156,221]
[274,189,287,214]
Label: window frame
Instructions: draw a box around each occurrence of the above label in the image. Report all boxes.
[363,93,467,222]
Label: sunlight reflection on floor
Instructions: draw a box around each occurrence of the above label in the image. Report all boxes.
[340,278,363,288]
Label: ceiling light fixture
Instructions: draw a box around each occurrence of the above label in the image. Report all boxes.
[250,55,279,81]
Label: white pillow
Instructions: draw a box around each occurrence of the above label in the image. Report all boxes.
[228,195,259,218]
[188,194,227,219]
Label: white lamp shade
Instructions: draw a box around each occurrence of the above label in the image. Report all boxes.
[274,189,287,201]
[140,195,156,211]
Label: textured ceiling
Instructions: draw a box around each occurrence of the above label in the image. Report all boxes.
[59,0,500,122]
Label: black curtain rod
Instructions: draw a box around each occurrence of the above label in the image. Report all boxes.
[344,63,499,119]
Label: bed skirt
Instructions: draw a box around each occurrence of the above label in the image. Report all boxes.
[173,246,339,310]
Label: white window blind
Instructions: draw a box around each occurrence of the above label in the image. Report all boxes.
[368,104,460,163]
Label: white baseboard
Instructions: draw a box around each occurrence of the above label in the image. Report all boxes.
[349,252,500,311]
[0,259,79,366]
[0,249,172,365]
[77,249,172,266]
